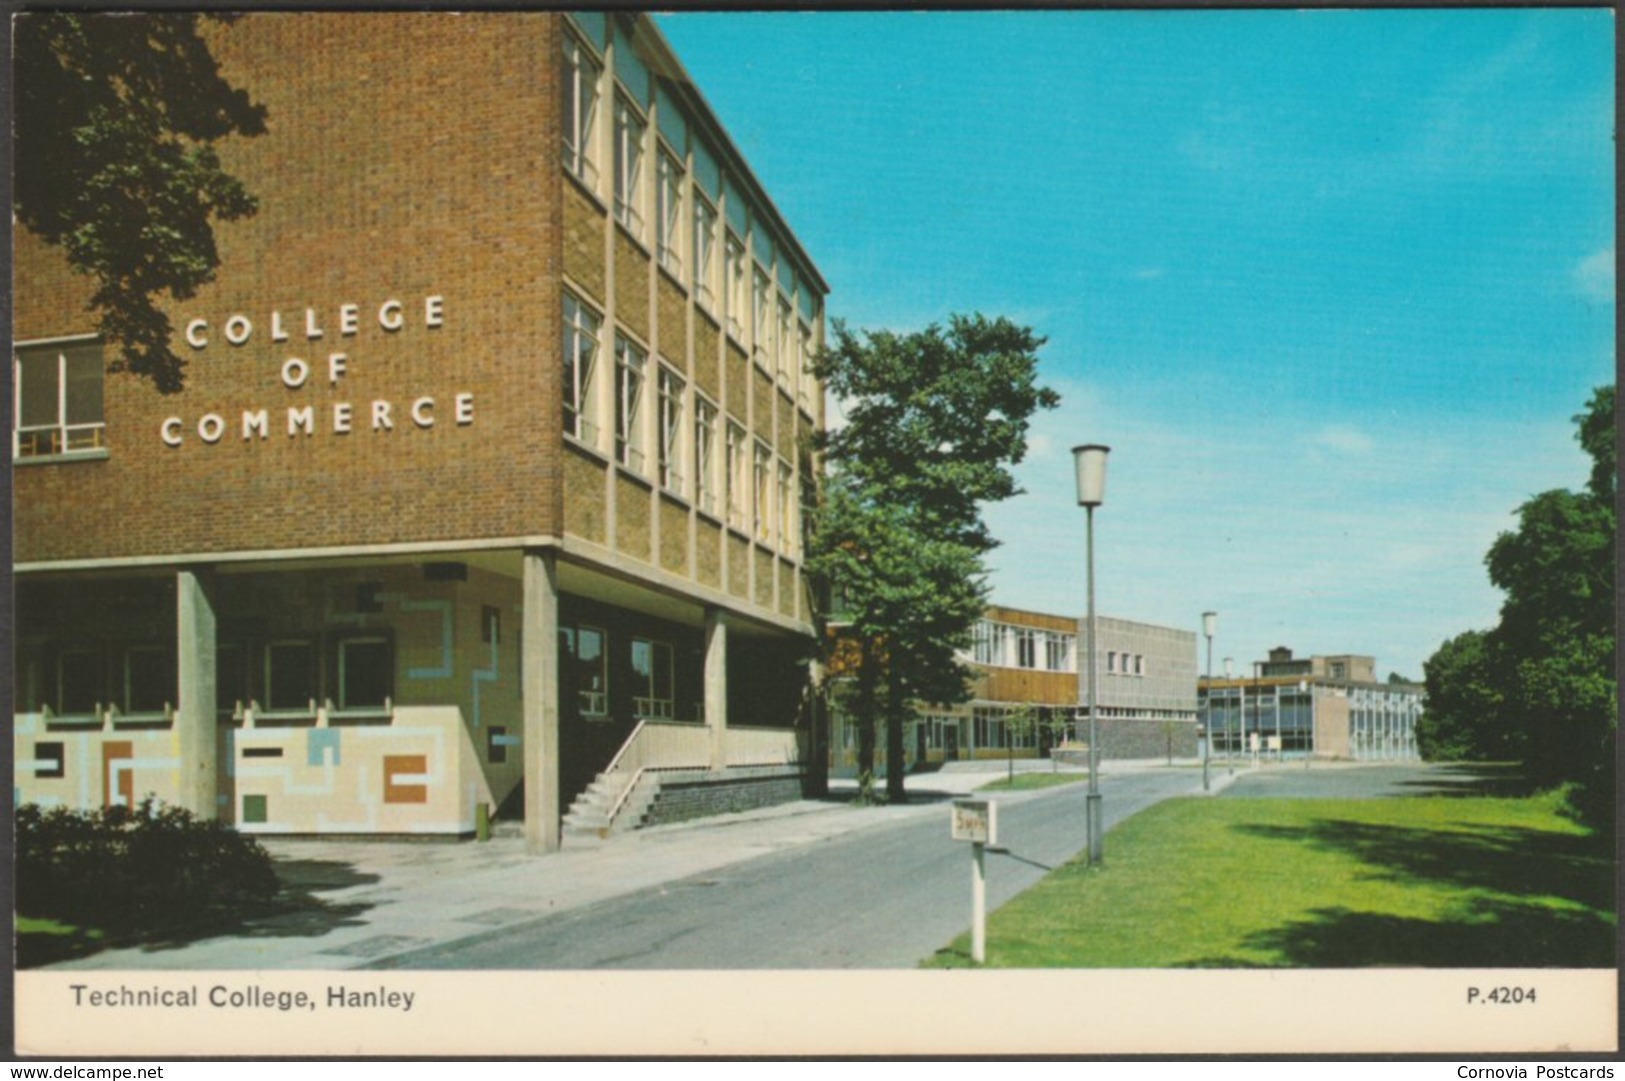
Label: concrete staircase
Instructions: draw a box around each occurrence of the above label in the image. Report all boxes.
[562,770,662,840]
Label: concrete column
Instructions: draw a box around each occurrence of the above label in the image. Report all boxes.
[523,550,562,855]
[175,568,218,819]
[705,606,728,770]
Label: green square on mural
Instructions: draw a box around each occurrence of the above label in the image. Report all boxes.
[242,794,268,824]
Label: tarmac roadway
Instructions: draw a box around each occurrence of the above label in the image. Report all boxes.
[379,766,1202,970]
[46,759,1479,972]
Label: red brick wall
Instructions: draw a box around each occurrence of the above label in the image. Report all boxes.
[14,13,565,563]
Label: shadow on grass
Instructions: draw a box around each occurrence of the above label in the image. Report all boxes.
[1188,815,1616,968]
[18,856,382,968]
[1190,900,1615,968]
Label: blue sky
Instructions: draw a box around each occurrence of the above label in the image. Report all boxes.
[658,9,1615,679]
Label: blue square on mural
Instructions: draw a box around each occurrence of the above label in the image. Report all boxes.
[308,728,342,767]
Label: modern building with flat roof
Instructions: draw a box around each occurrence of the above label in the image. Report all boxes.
[1199,647,1423,762]
[13,12,828,849]
[830,604,1200,769]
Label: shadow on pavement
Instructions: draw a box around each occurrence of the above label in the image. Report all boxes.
[20,857,383,968]
[1390,762,1535,799]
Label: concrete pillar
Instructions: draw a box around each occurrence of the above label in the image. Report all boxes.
[523,550,561,855]
[175,568,218,819]
[705,606,728,770]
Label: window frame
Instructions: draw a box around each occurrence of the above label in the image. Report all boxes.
[14,338,106,460]
[693,394,718,516]
[693,192,718,312]
[613,93,647,241]
[752,439,773,543]
[657,363,685,494]
[561,31,603,191]
[263,639,318,716]
[630,637,675,719]
[122,644,173,717]
[336,635,394,713]
[725,420,748,531]
[614,333,647,473]
[563,292,603,447]
[656,145,685,280]
[724,233,747,341]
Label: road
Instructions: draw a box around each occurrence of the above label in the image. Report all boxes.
[378,768,1202,970]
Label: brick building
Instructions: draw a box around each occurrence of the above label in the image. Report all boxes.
[12,12,827,849]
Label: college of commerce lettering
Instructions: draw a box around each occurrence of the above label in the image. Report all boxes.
[160,295,471,447]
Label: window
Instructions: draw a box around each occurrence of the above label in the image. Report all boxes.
[777,461,795,556]
[657,365,684,493]
[1135,654,1146,676]
[217,643,247,719]
[57,648,103,715]
[264,641,317,713]
[1045,632,1073,672]
[123,645,173,715]
[693,195,718,311]
[972,621,997,665]
[1015,628,1036,669]
[561,625,607,715]
[724,234,747,340]
[613,95,646,239]
[797,321,816,410]
[631,638,674,718]
[1107,650,1118,674]
[751,268,772,364]
[561,33,601,188]
[656,149,684,278]
[775,299,794,384]
[694,396,718,515]
[563,293,602,446]
[15,340,104,459]
[614,334,646,472]
[753,440,772,542]
[338,637,392,711]
[726,421,747,530]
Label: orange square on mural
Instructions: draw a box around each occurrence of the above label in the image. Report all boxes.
[383,754,428,804]
[102,741,134,809]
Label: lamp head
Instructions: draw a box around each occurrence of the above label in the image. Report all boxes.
[1202,611,1217,638]
[1071,444,1111,507]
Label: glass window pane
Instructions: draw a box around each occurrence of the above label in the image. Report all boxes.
[267,642,315,711]
[58,650,102,714]
[63,345,103,426]
[17,349,60,428]
[126,647,173,713]
[341,638,392,709]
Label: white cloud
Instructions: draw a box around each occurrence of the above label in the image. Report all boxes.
[1574,248,1615,303]
[1311,424,1375,455]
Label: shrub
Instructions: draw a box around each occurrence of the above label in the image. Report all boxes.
[16,799,279,932]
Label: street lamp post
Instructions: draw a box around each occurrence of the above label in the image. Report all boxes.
[1201,611,1216,793]
[1073,444,1109,867]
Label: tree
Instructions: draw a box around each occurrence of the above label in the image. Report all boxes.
[15,13,267,393]
[810,315,1059,803]
[1420,385,1615,825]
[1417,630,1507,761]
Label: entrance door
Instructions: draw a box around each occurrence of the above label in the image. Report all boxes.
[915,723,928,764]
[944,725,960,761]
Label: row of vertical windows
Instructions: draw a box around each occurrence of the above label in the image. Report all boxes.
[1107,651,1147,677]
[560,624,673,721]
[970,620,1077,673]
[561,21,819,413]
[565,290,800,557]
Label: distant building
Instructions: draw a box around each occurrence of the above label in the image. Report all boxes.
[830,605,1199,770]
[1199,647,1423,761]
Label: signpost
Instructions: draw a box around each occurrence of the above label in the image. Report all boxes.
[952,799,998,964]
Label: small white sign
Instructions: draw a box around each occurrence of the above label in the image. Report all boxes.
[951,799,997,845]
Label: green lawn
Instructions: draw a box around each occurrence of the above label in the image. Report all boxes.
[925,792,1615,968]
[16,916,107,968]
[979,771,1089,792]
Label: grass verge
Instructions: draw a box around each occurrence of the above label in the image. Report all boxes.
[979,772,1089,792]
[924,791,1615,968]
